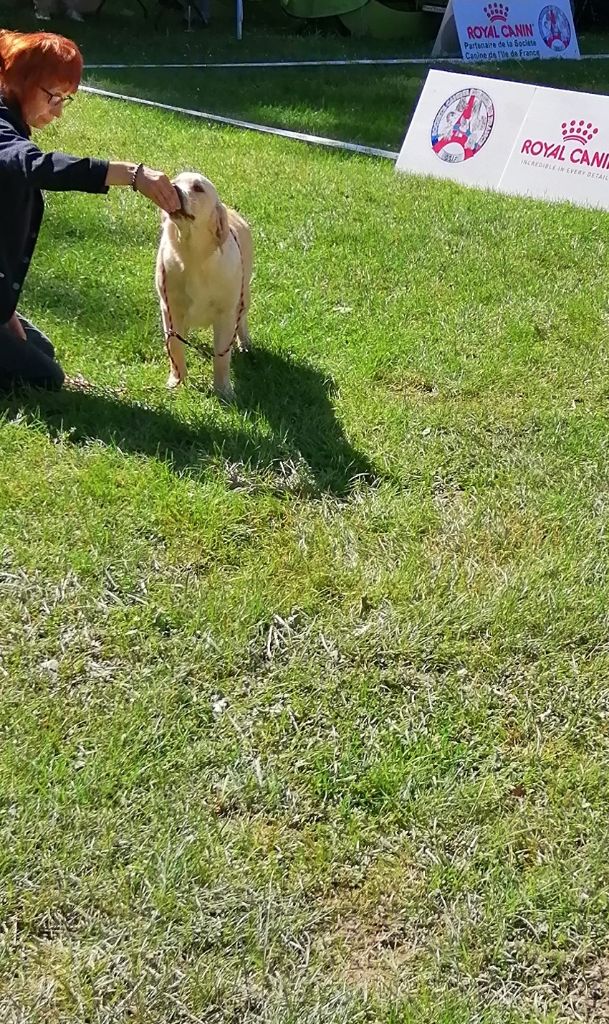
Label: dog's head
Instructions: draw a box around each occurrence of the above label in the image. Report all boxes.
[168,171,229,248]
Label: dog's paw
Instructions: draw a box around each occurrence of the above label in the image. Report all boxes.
[214,382,235,404]
[166,371,185,390]
[237,336,251,353]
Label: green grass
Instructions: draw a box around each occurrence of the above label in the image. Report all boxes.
[3,7,609,1023]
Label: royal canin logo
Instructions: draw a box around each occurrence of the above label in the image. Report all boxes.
[467,4,533,41]
[561,119,599,144]
[484,3,509,22]
[521,119,609,169]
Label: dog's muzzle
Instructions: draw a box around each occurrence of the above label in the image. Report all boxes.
[171,184,195,221]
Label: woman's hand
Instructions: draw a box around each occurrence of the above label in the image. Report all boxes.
[6,312,26,340]
[105,162,181,214]
[134,166,181,214]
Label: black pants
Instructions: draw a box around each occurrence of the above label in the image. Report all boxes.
[0,316,65,391]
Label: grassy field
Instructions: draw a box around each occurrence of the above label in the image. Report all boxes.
[3,5,609,1024]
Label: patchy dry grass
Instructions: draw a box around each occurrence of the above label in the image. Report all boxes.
[2,10,609,1022]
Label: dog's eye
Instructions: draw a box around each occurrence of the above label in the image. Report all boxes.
[192,182,205,193]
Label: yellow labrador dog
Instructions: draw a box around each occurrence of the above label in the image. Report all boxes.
[155,172,253,400]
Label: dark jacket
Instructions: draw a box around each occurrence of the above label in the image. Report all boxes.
[0,98,109,324]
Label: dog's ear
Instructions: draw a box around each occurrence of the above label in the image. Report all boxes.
[213,201,229,248]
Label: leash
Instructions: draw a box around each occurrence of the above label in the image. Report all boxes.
[160,227,245,378]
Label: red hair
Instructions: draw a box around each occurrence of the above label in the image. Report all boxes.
[0,30,82,108]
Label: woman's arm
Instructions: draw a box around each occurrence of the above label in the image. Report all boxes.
[0,133,180,213]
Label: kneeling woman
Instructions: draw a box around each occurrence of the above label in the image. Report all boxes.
[0,29,180,390]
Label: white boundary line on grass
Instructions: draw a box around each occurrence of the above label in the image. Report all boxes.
[85,54,609,68]
[80,85,399,160]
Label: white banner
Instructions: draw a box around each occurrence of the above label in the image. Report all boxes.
[452,0,580,62]
[396,69,609,212]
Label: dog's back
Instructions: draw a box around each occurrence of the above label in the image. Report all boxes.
[227,207,253,318]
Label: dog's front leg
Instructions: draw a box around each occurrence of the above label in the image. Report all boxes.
[161,305,188,389]
[213,317,235,403]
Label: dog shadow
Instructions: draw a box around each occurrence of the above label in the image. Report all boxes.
[0,347,378,498]
[233,345,378,495]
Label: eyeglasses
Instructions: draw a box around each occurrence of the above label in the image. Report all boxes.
[40,86,75,109]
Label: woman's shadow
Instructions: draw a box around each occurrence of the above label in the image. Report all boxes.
[0,346,378,498]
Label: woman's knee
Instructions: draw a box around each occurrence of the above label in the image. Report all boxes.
[20,320,56,360]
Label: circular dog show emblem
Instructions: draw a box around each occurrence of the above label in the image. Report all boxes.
[538,4,571,51]
[431,89,495,164]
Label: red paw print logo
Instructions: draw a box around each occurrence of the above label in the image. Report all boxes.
[484,3,509,22]
[561,120,598,145]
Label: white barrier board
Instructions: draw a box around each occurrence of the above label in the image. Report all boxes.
[395,70,534,190]
[396,70,609,211]
[499,86,609,207]
[453,0,580,62]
